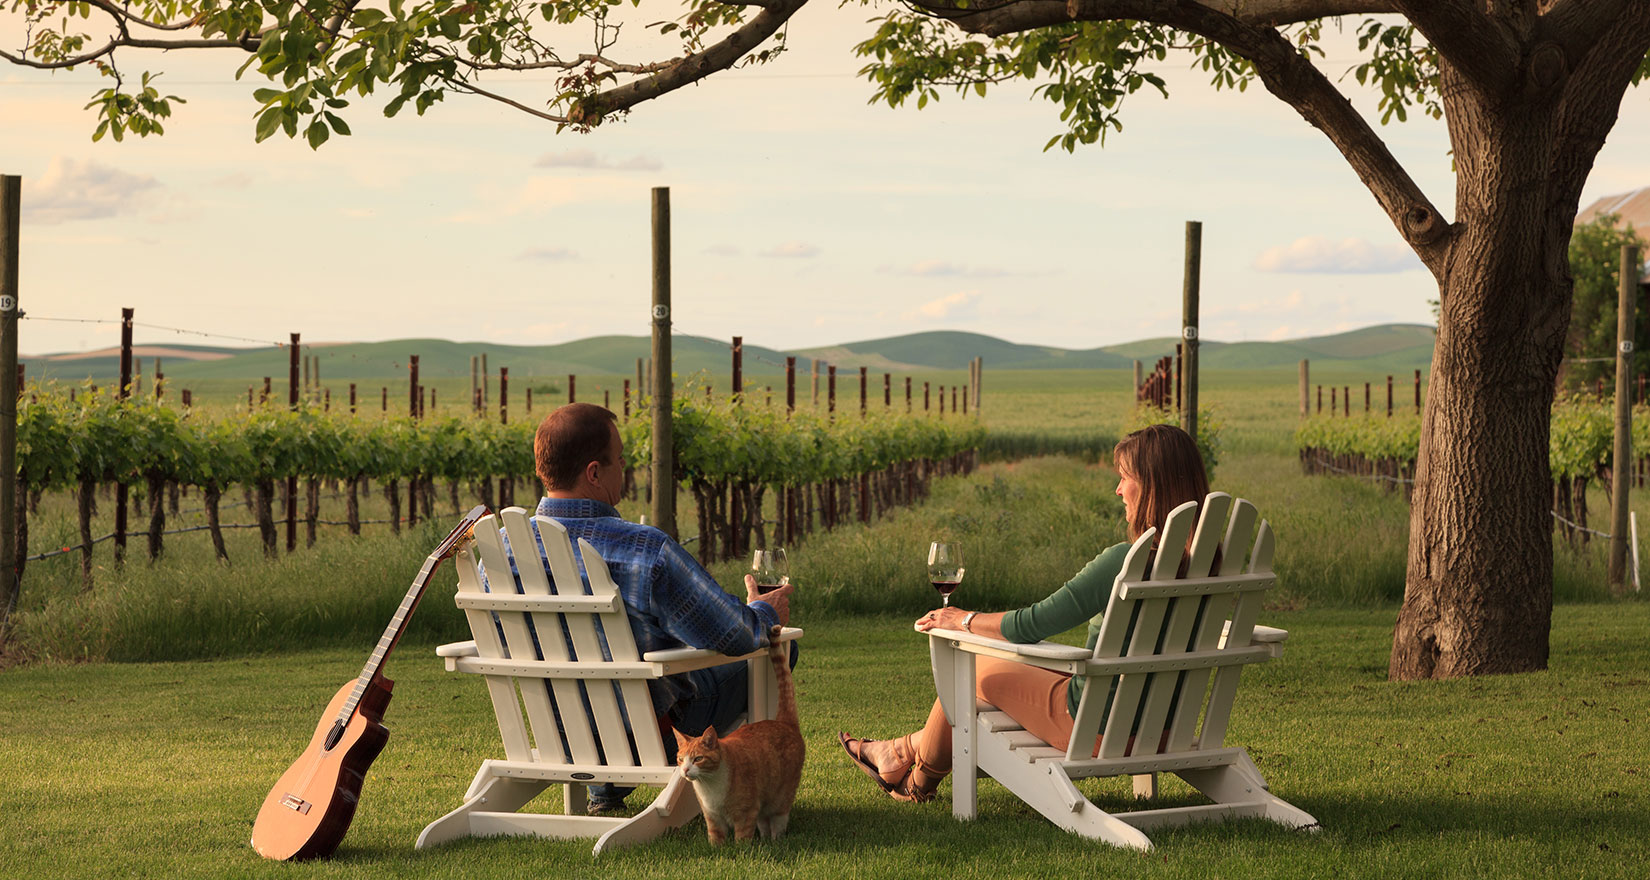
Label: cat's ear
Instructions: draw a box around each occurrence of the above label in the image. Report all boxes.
[673,728,690,749]
[700,726,719,747]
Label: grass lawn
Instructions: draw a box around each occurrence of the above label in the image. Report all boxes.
[3,606,1646,879]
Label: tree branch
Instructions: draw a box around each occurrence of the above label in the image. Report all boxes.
[1549,2,1650,207]
[905,0,1397,34]
[910,0,1451,263]
[0,42,117,70]
[569,0,809,124]
[1385,2,1521,92]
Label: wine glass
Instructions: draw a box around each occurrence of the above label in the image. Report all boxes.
[927,542,965,606]
[751,548,789,595]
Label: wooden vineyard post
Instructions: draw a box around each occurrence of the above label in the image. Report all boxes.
[624,379,631,418]
[1182,220,1200,440]
[650,186,676,539]
[827,366,837,417]
[1331,387,1336,416]
[182,390,192,408]
[1387,376,1393,417]
[1317,385,1322,414]
[1610,243,1639,593]
[1414,369,1422,413]
[470,356,478,412]
[1299,360,1309,417]
[481,353,489,409]
[569,374,576,404]
[812,359,821,409]
[1343,385,1350,418]
[884,373,891,408]
[409,355,420,418]
[636,358,644,406]
[786,357,796,413]
[116,307,133,567]
[1134,360,1143,396]
[924,382,930,412]
[1365,382,1371,414]
[287,333,300,553]
[500,367,509,424]
[859,367,867,416]
[732,336,743,404]
[1,174,19,631]
[905,377,912,412]
[526,388,532,414]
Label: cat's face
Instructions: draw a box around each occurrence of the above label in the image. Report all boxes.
[677,730,723,781]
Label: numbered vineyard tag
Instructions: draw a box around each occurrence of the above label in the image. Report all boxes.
[0,295,15,312]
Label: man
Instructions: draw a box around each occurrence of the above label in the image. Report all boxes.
[523,402,795,814]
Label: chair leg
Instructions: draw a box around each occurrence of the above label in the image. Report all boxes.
[1132,773,1159,800]
[592,771,703,856]
[1175,751,1318,830]
[975,736,1153,851]
[417,773,551,849]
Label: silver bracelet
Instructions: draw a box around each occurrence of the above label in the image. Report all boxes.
[961,611,978,632]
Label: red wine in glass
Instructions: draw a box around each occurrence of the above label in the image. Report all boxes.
[927,542,964,607]
[752,548,788,595]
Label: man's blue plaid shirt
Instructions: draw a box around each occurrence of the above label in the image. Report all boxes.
[491,496,780,716]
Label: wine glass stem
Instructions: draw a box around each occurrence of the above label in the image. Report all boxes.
[942,594,950,607]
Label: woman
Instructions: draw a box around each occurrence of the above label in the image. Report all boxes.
[839,423,1211,803]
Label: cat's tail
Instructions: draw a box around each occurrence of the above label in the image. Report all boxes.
[767,625,797,727]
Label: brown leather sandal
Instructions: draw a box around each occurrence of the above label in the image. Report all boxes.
[839,732,944,803]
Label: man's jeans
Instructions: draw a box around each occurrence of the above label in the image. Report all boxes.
[588,643,798,810]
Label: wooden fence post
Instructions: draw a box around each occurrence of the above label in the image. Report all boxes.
[732,336,743,404]
[884,373,891,408]
[1415,369,1422,412]
[1182,220,1200,439]
[1299,359,1309,417]
[859,367,867,416]
[786,357,796,413]
[828,366,837,417]
[1387,375,1393,417]
[905,377,912,412]
[650,186,676,538]
[1,175,20,631]
[288,333,300,553]
[1610,243,1639,592]
[500,367,509,425]
[115,307,133,567]
[624,379,632,418]
[569,374,576,404]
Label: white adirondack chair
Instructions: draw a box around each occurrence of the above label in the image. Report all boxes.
[922,492,1317,850]
[416,506,802,856]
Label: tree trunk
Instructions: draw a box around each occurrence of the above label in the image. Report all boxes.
[146,472,166,561]
[385,479,402,535]
[204,481,229,563]
[77,476,95,591]
[255,479,277,558]
[305,477,320,548]
[347,476,361,536]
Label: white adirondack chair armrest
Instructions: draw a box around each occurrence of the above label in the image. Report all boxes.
[1218,621,1290,658]
[918,625,1092,674]
[644,626,804,676]
[436,640,478,657]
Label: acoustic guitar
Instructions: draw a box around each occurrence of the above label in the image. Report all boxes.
[251,504,488,861]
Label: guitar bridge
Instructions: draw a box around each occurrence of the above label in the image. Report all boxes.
[279,793,313,815]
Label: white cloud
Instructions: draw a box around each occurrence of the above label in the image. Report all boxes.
[1253,236,1422,274]
[518,246,579,261]
[909,290,983,320]
[881,259,1021,278]
[760,241,820,258]
[534,150,663,171]
[24,157,161,225]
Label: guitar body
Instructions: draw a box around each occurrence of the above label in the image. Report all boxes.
[251,676,394,861]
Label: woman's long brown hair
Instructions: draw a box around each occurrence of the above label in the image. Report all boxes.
[1113,424,1211,557]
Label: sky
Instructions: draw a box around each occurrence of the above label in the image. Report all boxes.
[4,8,1649,358]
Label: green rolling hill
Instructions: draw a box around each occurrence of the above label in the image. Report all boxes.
[22,324,1436,388]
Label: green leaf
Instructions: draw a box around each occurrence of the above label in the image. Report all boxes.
[306,119,330,150]
[254,106,283,142]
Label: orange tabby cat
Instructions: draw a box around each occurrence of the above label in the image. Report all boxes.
[676,626,804,844]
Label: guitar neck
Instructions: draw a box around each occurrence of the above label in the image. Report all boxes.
[338,554,439,720]
[333,504,486,726]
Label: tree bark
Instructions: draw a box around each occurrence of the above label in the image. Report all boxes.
[385,479,402,535]
[146,472,166,561]
[347,476,361,536]
[77,477,95,591]
[204,481,229,563]
[255,479,277,558]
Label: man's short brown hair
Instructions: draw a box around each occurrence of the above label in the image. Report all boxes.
[535,403,620,491]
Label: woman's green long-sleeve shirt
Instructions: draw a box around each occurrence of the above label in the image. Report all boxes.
[998,541,1131,717]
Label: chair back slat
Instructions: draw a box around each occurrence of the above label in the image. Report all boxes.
[1165,498,1256,749]
[472,516,574,764]
[1065,527,1156,759]
[1097,500,1197,759]
[1072,495,1279,762]
[453,541,533,762]
[1182,493,1231,578]
[578,536,670,767]
[515,512,637,769]
[1198,520,1275,747]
